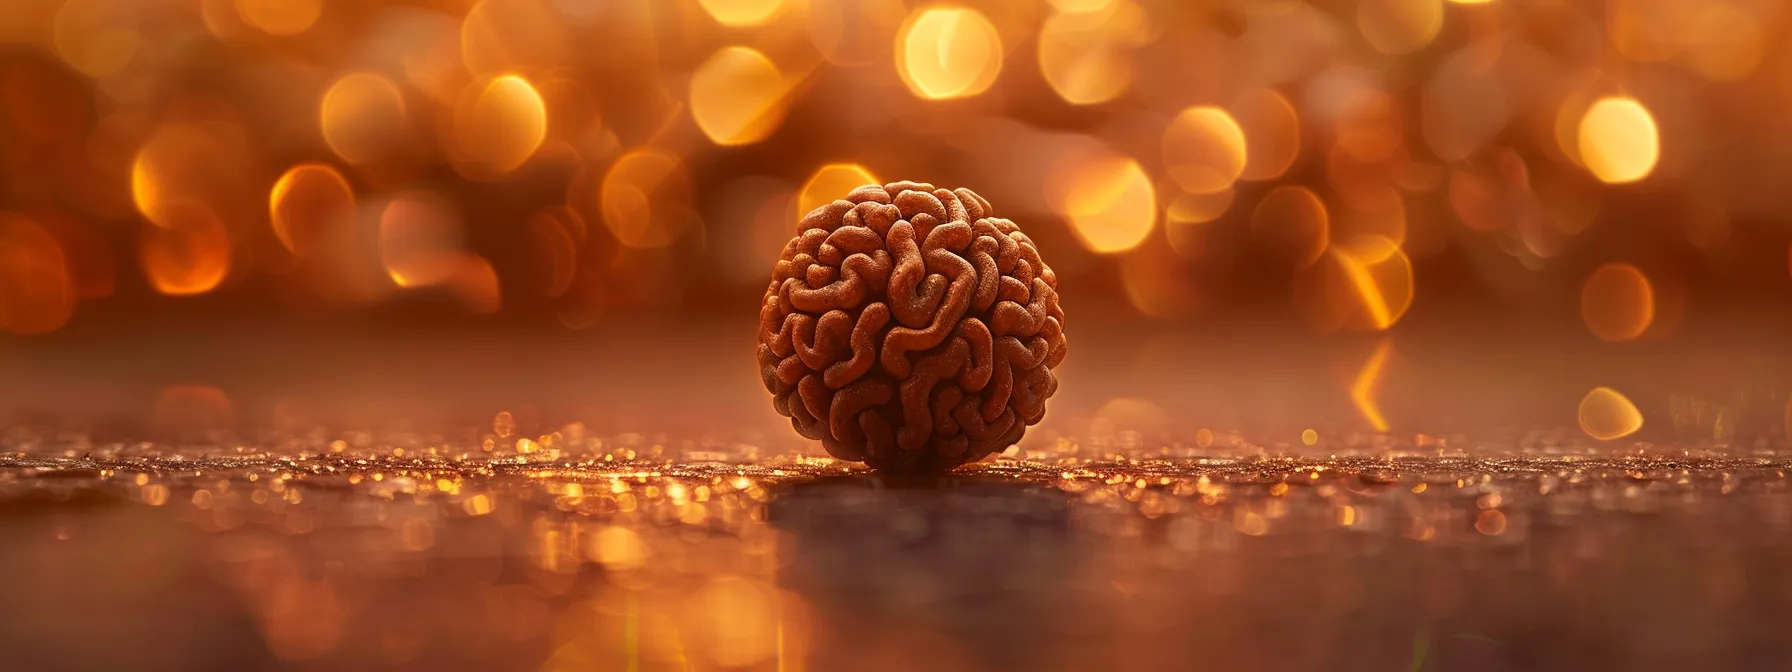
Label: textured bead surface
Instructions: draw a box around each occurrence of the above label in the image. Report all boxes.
[757,182,1068,472]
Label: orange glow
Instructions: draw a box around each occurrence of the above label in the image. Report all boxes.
[235,0,323,36]
[1096,397,1169,434]
[690,47,789,146]
[52,0,142,77]
[1121,239,1203,319]
[1250,186,1328,268]
[1332,236,1414,331]
[796,164,878,218]
[130,119,253,230]
[1579,262,1654,342]
[1056,155,1157,254]
[460,0,566,76]
[1233,89,1302,182]
[1165,188,1235,226]
[1293,235,1414,334]
[687,577,779,667]
[153,385,234,432]
[1357,0,1444,55]
[601,149,696,249]
[895,7,1003,100]
[1164,188,1236,260]
[1578,386,1643,440]
[320,72,408,166]
[139,203,232,296]
[1326,147,1407,246]
[1037,1,1149,105]
[447,256,502,315]
[1161,106,1248,195]
[1577,97,1660,184]
[1050,0,1119,10]
[807,0,905,67]
[269,164,355,257]
[453,74,549,175]
[1351,339,1393,432]
[0,213,76,335]
[378,193,465,288]
[1475,510,1506,535]
[1684,6,1764,82]
[1335,89,1403,163]
[698,0,787,27]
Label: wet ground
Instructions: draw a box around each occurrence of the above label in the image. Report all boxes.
[4,433,1792,672]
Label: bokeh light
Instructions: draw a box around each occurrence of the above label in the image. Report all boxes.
[1121,237,1203,319]
[601,149,696,249]
[1357,0,1444,56]
[1577,97,1660,184]
[0,0,1788,463]
[52,0,141,77]
[452,74,549,175]
[0,213,76,334]
[1352,340,1393,431]
[1579,262,1654,342]
[1332,236,1415,331]
[269,164,355,258]
[235,0,323,36]
[807,0,905,67]
[1250,186,1329,269]
[1233,89,1302,182]
[1684,6,1765,82]
[460,0,567,77]
[698,0,787,27]
[1161,107,1248,195]
[320,73,409,166]
[379,192,465,288]
[895,7,1003,100]
[690,47,789,147]
[447,256,502,315]
[1578,386,1643,440]
[1037,1,1149,105]
[139,202,232,296]
[795,164,878,219]
[1294,235,1415,333]
[130,117,253,231]
[1164,188,1236,260]
[1054,155,1157,254]
[1335,89,1403,163]
[152,385,233,433]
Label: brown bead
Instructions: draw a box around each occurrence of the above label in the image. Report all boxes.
[758,182,1068,472]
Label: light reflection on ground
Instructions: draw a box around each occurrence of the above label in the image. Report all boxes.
[1,433,1790,670]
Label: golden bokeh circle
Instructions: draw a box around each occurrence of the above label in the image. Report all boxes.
[894,7,1003,100]
[1161,106,1248,195]
[1579,262,1654,342]
[1577,97,1660,185]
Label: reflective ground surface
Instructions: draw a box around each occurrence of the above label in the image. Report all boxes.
[5,435,1792,672]
[4,308,1792,671]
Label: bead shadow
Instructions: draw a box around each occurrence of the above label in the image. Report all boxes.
[767,474,1078,670]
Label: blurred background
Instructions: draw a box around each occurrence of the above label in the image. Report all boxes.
[11,3,1792,670]
[0,0,1790,449]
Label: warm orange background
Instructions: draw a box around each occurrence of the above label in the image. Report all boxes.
[0,0,1788,448]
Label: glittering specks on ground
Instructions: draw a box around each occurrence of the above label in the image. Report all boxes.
[2,434,1791,671]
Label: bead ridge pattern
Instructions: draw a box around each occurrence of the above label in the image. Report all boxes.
[757,182,1068,472]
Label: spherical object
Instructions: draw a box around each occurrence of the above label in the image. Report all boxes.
[757,182,1068,472]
